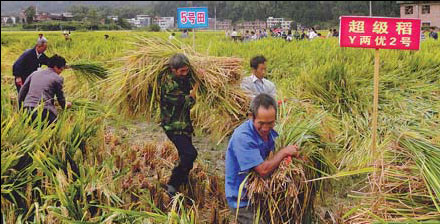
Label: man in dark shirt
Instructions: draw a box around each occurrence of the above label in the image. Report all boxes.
[159,53,201,196]
[429,27,438,40]
[12,38,49,93]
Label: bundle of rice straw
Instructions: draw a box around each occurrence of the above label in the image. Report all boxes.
[69,62,108,81]
[108,36,250,143]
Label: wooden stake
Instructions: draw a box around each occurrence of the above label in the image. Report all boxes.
[372,48,380,157]
[193,28,196,50]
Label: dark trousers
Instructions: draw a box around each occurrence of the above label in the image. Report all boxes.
[165,132,198,189]
[25,107,57,125]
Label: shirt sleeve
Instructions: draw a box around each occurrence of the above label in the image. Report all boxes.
[12,51,29,77]
[18,74,32,108]
[55,77,66,109]
[40,53,49,66]
[269,82,277,100]
[232,133,264,172]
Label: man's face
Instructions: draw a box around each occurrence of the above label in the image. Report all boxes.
[172,66,190,77]
[253,106,276,139]
[36,43,47,54]
[53,65,65,74]
[253,62,266,79]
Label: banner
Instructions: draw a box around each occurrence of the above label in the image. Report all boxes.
[177,7,209,29]
[339,16,421,50]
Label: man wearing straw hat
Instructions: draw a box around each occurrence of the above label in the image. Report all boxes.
[12,37,49,93]
[159,53,200,196]
[225,93,300,223]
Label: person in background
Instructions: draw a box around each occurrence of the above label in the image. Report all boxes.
[327,29,333,38]
[429,27,438,40]
[241,55,276,100]
[38,33,44,41]
[332,28,339,37]
[308,27,318,39]
[286,30,293,42]
[181,29,188,38]
[169,32,176,40]
[293,29,300,40]
[18,54,72,125]
[12,38,49,93]
[104,34,110,39]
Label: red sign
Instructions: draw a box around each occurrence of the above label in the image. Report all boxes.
[339,16,421,50]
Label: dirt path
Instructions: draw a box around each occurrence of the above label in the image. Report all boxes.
[106,119,229,175]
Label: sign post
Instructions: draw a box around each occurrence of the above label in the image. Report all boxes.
[340,16,421,156]
[177,7,209,50]
[339,15,421,202]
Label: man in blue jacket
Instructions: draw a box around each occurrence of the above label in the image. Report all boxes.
[12,38,49,93]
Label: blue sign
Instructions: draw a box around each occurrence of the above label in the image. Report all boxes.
[177,7,209,29]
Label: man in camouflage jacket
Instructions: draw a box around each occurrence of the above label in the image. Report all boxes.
[159,53,200,196]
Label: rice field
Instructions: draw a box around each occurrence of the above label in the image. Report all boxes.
[1,30,439,223]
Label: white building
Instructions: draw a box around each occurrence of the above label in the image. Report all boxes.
[136,15,152,27]
[1,16,16,25]
[154,17,174,30]
[107,15,119,22]
[266,17,292,30]
[126,18,141,28]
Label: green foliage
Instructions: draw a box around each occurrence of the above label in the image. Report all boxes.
[148,24,161,32]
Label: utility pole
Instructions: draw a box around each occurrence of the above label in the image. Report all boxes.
[369,1,372,16]
[214,5,217,31]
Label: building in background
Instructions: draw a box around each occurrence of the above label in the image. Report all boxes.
[397,1,440,28]
[266,17,292,30]
[153,16,174,30]
[136,15,152,27]
[107,15,119,22]
[216,19,232,30]
[236,20,267,30]
[1,16,17,25]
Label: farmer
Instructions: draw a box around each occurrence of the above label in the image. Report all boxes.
[18,54,72,125]
[12,38,49,93]
[38,33,44,41]
[241,55,277,100]
[225,93,301,224]
[429,27,438,40]
[159,53,201,196]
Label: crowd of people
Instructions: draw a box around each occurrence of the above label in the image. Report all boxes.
[226,26,340,42]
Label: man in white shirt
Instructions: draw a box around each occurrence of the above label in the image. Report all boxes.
[241,55,276,100]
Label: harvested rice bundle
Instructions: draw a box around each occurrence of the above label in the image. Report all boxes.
[69,62,108,81]
[109,36,250,142]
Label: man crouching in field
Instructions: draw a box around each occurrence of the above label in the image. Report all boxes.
[225,93,300,223]
[159,53,200,196]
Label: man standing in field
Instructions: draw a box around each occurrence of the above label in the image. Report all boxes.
[225,93,300,223]
[159,53,200,196]
[241,55,277,100]
[12,38,49,93]
[429,27,438,40]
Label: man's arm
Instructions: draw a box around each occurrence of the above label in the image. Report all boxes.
[39,53,49,66]
[13,51,29,78]
[268,82,277,100]
[253,145,299,178]
[55,78,66,109]
[18,74,32,108]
